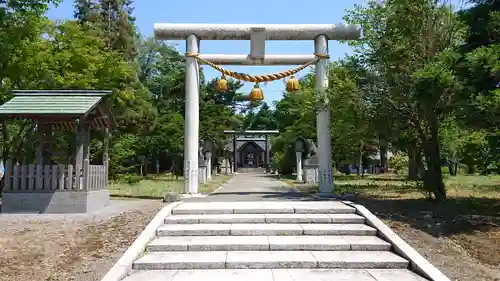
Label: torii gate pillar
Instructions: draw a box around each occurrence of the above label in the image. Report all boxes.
[314,35,333,194]
[154,23,361,194]
[185,34,200,194]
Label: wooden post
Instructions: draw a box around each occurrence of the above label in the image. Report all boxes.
[83,159,90,191]
[20,165,27,190]
[82,124,90,164]
[12,162,19,191]
[36,122,44,166]
[103,127,109,188]
[28,164,35,190]
[58,164,65,190]
[265,134,270,173]
[4,160,11,190]
[43,165,50,190]
[66,165,73,190]
[36,164,43,190]
[82,123,90,191]
[232,134,237,171]
[1,120,7,168]
[74,119,85,191]
[51,165,58,190]
[43,124,53,165]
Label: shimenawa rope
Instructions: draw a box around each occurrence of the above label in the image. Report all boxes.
[185,52,329,83]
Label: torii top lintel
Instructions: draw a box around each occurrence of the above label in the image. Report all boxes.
[154,23,362,41]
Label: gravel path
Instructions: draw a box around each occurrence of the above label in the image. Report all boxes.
[0,199,165,281]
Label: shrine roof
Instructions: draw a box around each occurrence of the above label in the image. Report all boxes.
[0,90,116,129]
[0,90,111,116]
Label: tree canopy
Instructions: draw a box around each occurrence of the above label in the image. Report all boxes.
[0,0,498,202]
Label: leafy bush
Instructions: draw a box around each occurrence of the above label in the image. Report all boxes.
[119,173,143,184]
[271,151,284,172]
[389,153,407,175]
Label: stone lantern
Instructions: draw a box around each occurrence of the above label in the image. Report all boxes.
[203,138,214,181]
[294,137,306,182]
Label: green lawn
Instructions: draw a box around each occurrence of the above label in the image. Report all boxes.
[108,173,233,199]
[280,173,500,267]
[281,173,500,199]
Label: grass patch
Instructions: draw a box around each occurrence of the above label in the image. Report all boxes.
[108,173,233,198]
[286,173,500,266]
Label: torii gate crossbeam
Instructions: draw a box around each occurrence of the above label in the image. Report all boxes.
[154,23,362,194]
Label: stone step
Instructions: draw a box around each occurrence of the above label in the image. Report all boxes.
[157,223,377,236]
[147,235,391,251]
[165,213,365,224]
[123,269,429,281]
[133,251,409,270]
[171,201,356,215]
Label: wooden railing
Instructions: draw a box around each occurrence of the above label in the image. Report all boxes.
[3,160,107,192]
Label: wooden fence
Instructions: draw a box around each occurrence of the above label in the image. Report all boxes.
[3,159,107,192]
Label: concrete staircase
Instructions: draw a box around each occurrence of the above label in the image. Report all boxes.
[122,201,429,280]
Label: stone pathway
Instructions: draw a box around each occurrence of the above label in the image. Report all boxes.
[184,172,310,202]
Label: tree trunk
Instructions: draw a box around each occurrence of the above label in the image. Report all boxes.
[447,163,455,176]
[408,141,421,180]
[357,141,364,177]
[447,160,458,176]
[466,163,475,174]
[422,115,446,201]
[379,137,389,173]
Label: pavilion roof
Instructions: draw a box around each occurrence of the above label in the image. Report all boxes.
[0,90,116,130]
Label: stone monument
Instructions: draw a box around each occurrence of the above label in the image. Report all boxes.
[203,138,214,181]
[198,139,207,184]
[294,137,305,182]
[303,138,319,184]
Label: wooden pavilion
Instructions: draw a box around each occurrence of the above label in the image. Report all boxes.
[0,90,116,213]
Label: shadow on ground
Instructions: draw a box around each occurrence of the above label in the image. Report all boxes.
[352,194,500,267]
[353,194,500,237]
[206,191,325,201]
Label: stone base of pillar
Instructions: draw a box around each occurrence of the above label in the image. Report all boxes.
[303,164,319,184]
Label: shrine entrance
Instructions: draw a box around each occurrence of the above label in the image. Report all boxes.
[224,130,278,172]
[154,23,361,194]
[240,142,262,168]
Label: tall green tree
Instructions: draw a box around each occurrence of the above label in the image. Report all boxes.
[0,0,61,100]
[345,0,464,200]
[73,0,137,60]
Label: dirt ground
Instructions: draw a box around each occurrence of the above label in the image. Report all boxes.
[363,200,500,281]
[0,199,164,281]
[388,221,500,281]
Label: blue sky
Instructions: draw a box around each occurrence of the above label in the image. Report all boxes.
[46,0,465,104]
[46,0,365,104]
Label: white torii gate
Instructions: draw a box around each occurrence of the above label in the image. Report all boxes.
[154,23,362,194]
